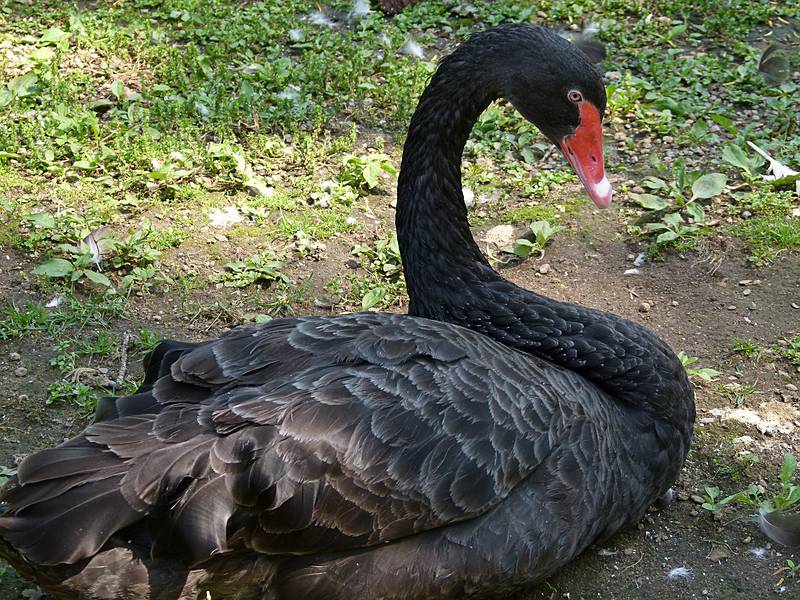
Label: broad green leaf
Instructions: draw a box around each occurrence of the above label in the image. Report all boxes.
[630,192,669,210]
[720,493,741,506]
[8,72,39,97]
[688,119,709,140]
[363,162,381,189]
[82,269,112,287]
[110,80,125,100]
[0,88,12,107]
[665,22,688,41]
[529,220,562,244]
[510,239,534,257]
[89,98,114,112]
[32,258,74,278]
[653,96,691,116]
[710,113,738,135]
[686,202,706,224]
[380,160,397,176]
[781,453,797,485]
[691,173,727,200]
[690,367,721,381]
[29,47,55,62]
[72,160,96,170]
[361,287,385,310]
[27,212,55,228]
[663,212,684,226]
[239,80,255,99]
[520,147,535,164]
[656,230,679,243]
[673,158,687,190]
[642,176,668,190]
[39,27,69,46]
[722,144,762,176]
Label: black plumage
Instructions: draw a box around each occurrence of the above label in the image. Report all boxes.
[0,24,694,599]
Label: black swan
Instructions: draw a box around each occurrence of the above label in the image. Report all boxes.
[0,25,694,599]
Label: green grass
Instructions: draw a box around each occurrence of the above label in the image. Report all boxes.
[501,205,561,224]
[730,337,765,360]
[732,215,800,265]
[0,293,125,340]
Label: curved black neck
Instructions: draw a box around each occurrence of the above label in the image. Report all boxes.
[395,46,694,430]
[396,51,496,284]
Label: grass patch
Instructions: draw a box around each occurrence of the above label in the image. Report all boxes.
[732,215,800,265]
[0,292,125,340]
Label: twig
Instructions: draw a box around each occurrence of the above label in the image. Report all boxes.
[117,331,130,384]
[620,552,643,572]
[722,513,749,528]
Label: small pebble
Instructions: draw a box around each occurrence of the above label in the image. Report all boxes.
[18,394,29,402]
[639,302,651,313]
[792,303,799,309]
[671,300,679,306]
[13,367,28,377]
[624,268,640,276]
[9,352,21,361]
[727,305,737,310]
[787,383,799,392]
[538,263,551,275]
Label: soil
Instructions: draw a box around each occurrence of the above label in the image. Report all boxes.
[1,180,799,599]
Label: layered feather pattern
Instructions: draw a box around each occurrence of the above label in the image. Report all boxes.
[1,314,591,570]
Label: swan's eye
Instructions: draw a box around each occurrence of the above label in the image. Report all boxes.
[567,90,583,104]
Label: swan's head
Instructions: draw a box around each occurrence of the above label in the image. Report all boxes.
[486,25,612,208]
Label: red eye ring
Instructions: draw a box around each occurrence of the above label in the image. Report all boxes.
[567,90,583,104]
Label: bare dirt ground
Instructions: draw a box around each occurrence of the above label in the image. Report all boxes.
[1,184,798,598]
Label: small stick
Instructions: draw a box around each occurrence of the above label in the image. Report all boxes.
[620,552,643,572]
[117,332,130,385]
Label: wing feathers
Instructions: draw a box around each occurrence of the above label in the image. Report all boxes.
[1,313,583,568]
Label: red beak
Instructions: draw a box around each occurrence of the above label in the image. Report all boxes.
[559,101,612,208]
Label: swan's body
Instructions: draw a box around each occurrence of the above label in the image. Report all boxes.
[0,25,694,599]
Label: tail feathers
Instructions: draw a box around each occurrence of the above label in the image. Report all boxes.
[0,475,141,565]
[16,437,122,485]
[95,340,201,422]
[759,508,800,547]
